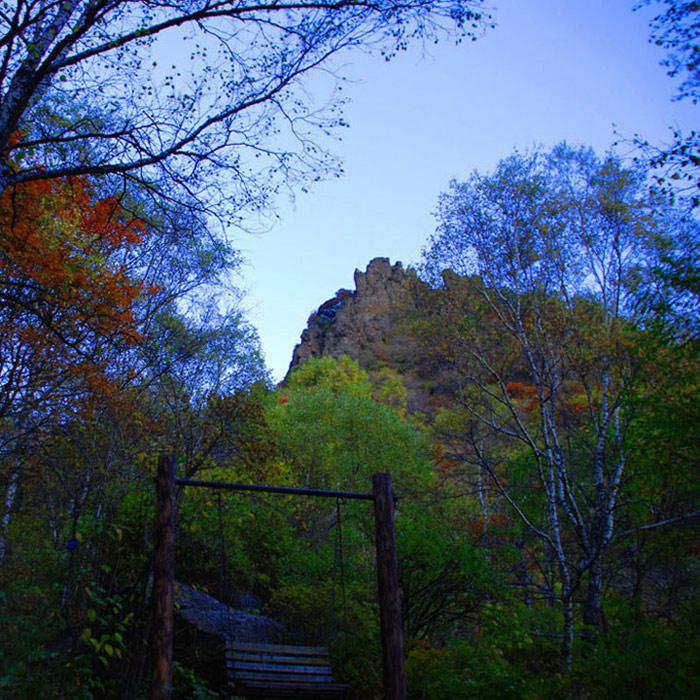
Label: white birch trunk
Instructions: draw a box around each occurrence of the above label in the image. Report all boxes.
[0,465,20,568]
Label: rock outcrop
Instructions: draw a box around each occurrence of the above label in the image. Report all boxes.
[288,257,421,376]
[174,583,286,691]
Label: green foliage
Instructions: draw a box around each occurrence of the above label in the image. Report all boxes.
[0,2,487,696]
[0,572,64,699]
[173,662,223,699]
[406,638,529,700]
[0,500,151,699]
[398,505,493,642]
[1,96,698,700]
[270,356,431,493]
[370,367,410,417]
[284,355,373,396]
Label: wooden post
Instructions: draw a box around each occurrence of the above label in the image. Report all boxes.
[152,455,176,700]
[372,473,406,700]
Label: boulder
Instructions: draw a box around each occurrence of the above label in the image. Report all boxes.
[174,583,286,691]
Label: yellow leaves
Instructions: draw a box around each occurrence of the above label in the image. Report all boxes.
[285,355,372,397]
[370,367,408,416]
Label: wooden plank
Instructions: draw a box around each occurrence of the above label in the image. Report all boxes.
[231,653,331,666]
[231,662,333,675]
[230,650,330,662]
[230,642,329,656]
[240,682,349,690]
[231,667,332,679]
[236,671,333,684]
[234,681,348,697]
[238,683,348,692]
[227,639,349,698]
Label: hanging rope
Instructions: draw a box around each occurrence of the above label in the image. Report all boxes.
[335,498,349,643]
[217,490,239,664]
[217,491,227,599]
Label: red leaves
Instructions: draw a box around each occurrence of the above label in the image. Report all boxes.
[505,381,540,412]
[0,174,152,394]
[1,175,148,326]
[505,382,537,399]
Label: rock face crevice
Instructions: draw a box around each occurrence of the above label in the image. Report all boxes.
[288,257,420,376]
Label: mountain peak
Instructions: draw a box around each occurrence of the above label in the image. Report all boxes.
[287,257,419,377]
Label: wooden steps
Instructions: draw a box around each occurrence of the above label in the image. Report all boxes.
[227,642,349,699]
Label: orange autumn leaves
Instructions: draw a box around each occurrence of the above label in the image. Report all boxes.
[0,174,153,387]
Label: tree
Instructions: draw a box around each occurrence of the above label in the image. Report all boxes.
[267,356,487,695]
[0,275,269,694]
[0,174,148,391]
[0,0,491,219]
[420,143,698,668]
[0,168,259,577]
[636,0,700,204]
[644,0,700,104]
[0,163,237,427]
[141,302,269,478]
[270,355,428,492]
[0,172,155,565]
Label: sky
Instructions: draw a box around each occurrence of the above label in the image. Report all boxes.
[234,0,697,382]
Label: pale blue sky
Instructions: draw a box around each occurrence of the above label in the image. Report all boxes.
[236,0,697,382]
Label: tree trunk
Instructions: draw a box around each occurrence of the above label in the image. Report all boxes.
[152,455,176,700]
[0,464,20,568]
[561,593,574,671]
[582,555,602,648]
[478,463,490,566]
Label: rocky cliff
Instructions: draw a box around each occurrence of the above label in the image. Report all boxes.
[285,257,452,413]
[288,257,420,375]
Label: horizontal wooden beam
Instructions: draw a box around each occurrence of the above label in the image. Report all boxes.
[175,478,397,502]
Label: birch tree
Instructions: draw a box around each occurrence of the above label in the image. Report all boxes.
[0,0,491,219]
[420,143,694,668]
[636,0,700,204]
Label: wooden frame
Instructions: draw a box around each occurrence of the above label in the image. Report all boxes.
[152,456,406,700]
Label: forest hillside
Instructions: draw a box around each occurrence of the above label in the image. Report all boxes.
[2,146,700,700]
[1,1,699,697]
